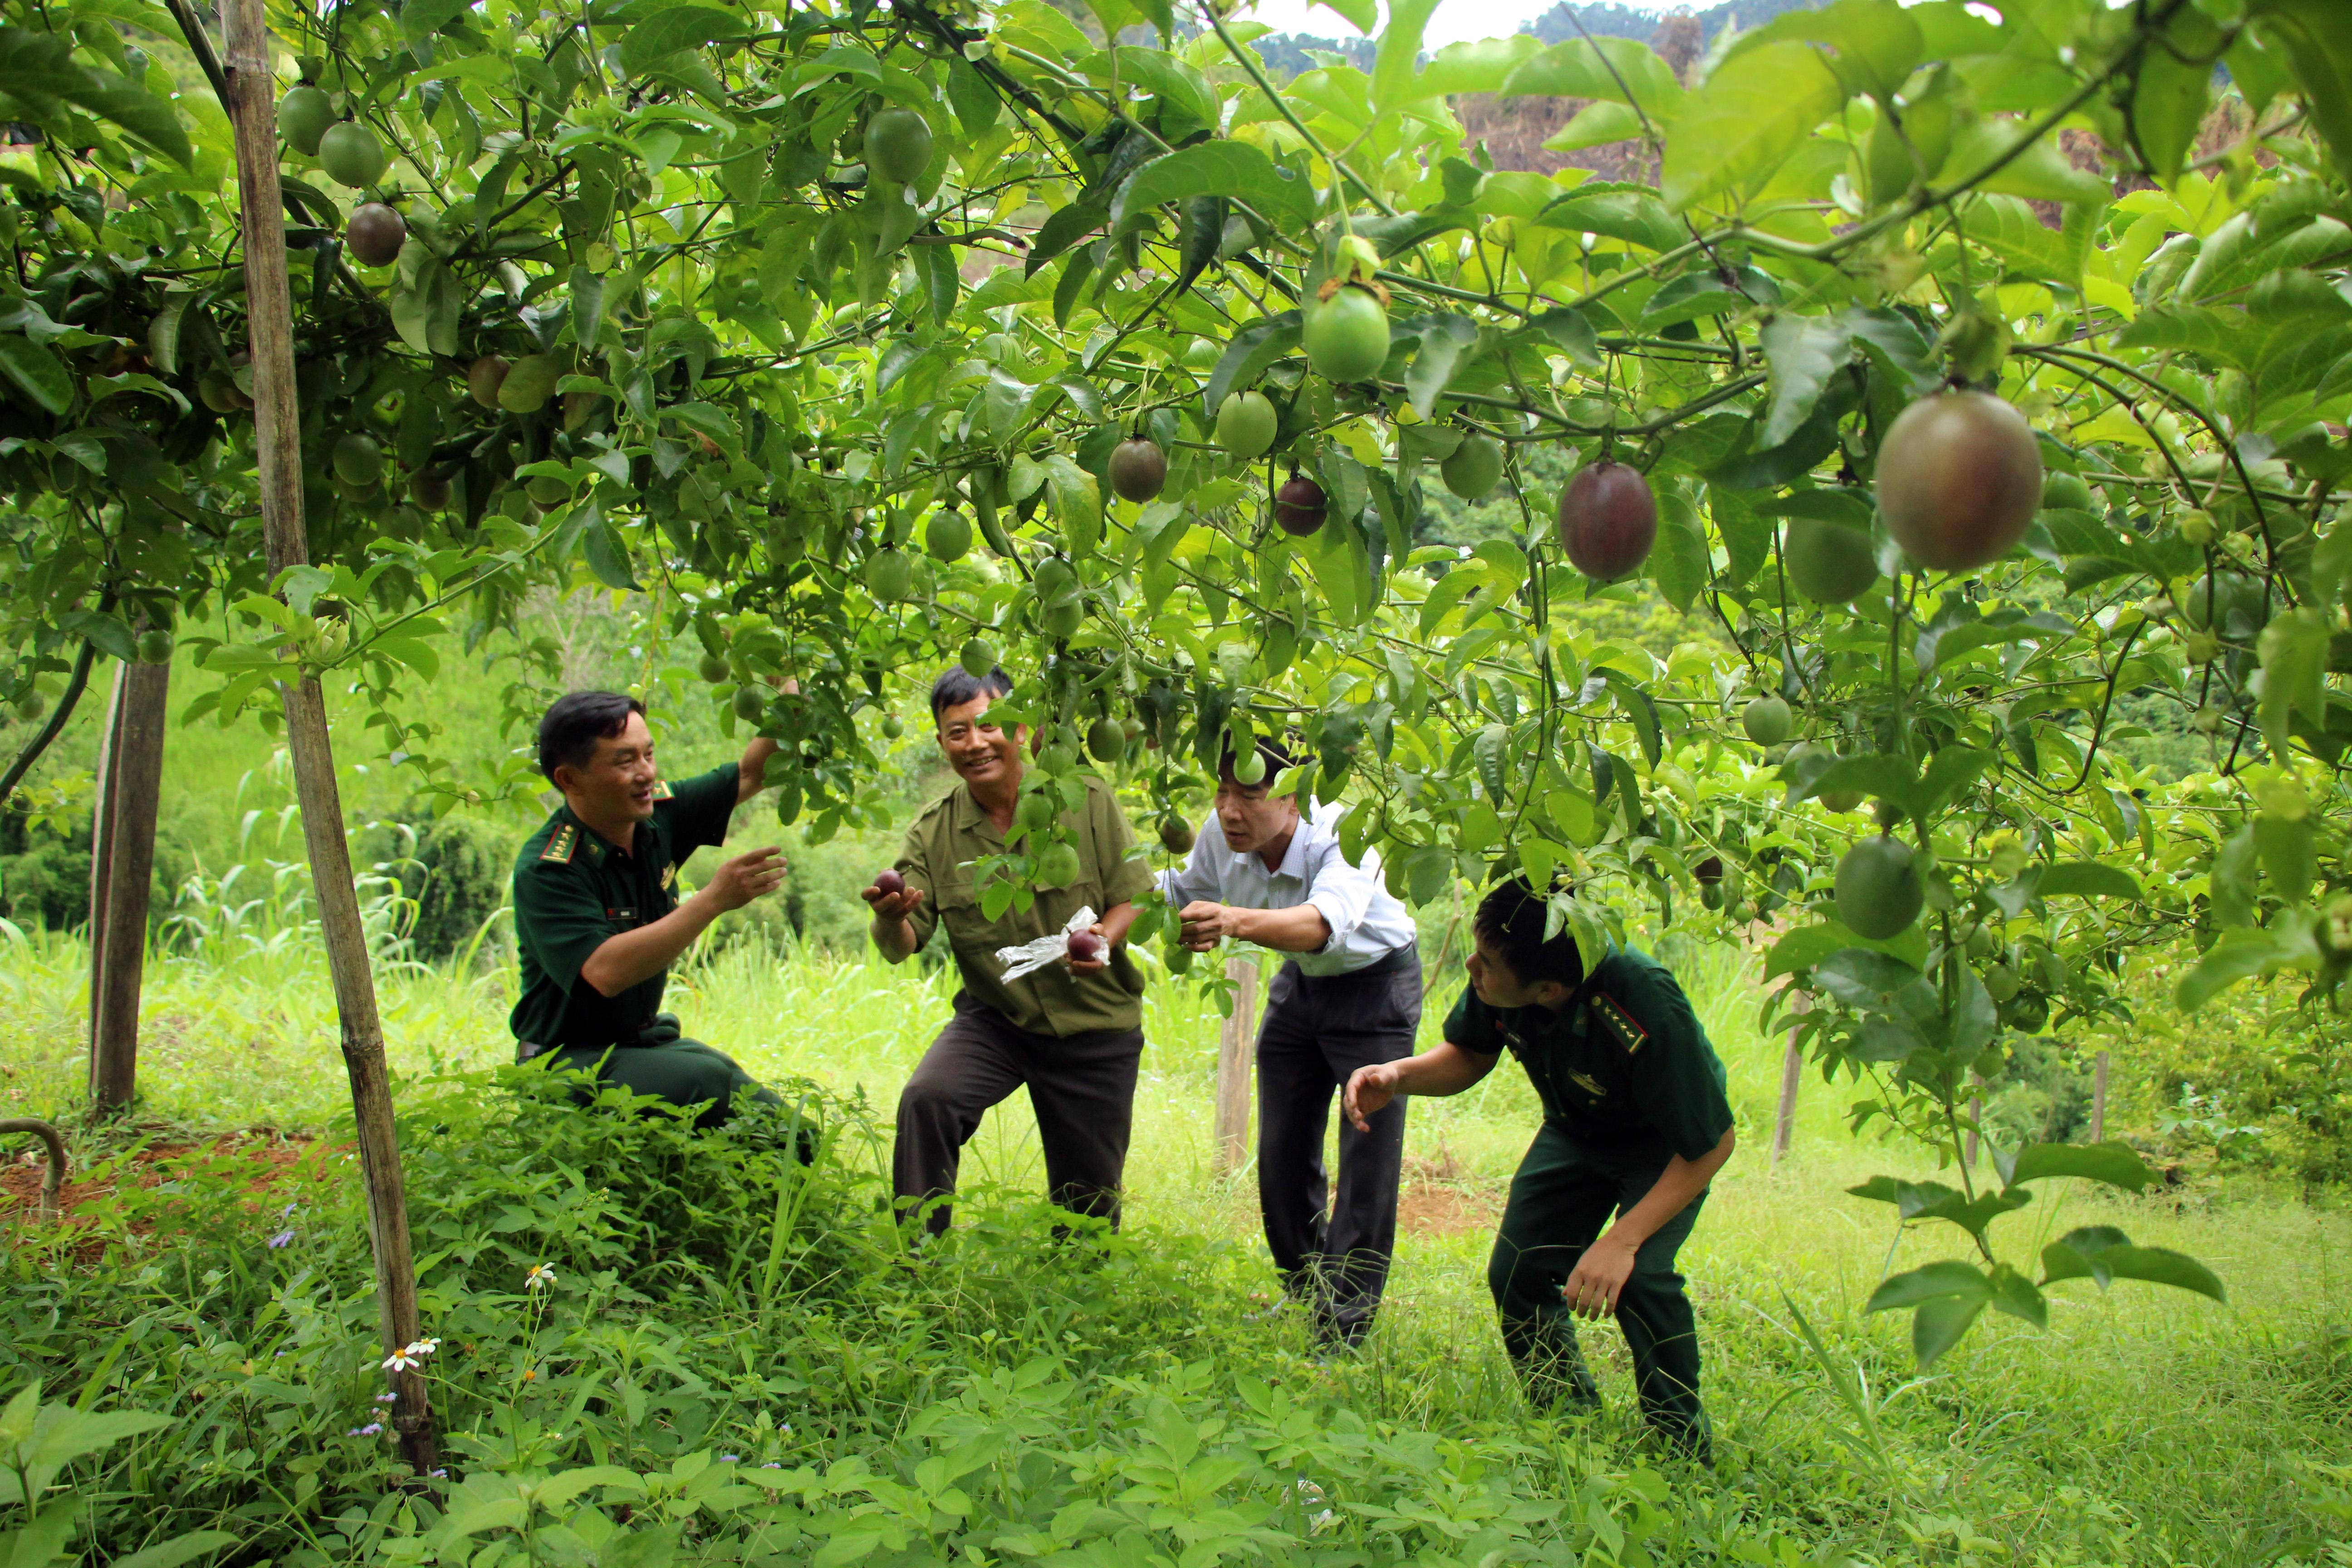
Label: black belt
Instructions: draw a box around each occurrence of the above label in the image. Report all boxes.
[1283,943,1418,985]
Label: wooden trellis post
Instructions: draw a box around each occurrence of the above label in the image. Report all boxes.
[1213,954,1259,1174]
[1771,991,1809,1168]
[2090,1050,2110,1142]
[88,661,169,1114]
[222,0,436,1476]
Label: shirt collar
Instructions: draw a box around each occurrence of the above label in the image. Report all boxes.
[954,784,1005,846]
[556,803,646,867]
[1269,819,1311,880]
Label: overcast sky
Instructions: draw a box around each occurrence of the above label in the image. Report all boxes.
[1235,0,1611,50]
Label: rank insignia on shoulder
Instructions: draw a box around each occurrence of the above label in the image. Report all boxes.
[540,824,578,863]
[652,779,674,800]
[1591,993,1647,1053]
[660,864,676,890]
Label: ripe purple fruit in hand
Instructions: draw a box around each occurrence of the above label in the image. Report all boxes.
[1557,460,1657,581]
[1067,930,1104,962]
[873,869,906,897]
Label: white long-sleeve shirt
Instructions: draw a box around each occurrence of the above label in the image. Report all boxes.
[1157,799,1418,977]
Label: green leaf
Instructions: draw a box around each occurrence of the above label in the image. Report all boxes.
[1757,314,1851,450]
[1315,0,1375,32]
[1651,480,1709,612]
[2034,862,2141,900]
[1660,40,1845,212]
[1532,184,1685,252]
[2093,1245,2227,1302]
[1401,312,1478,419]
[2004,1140,2158,1194]
[616,6,753,75]
[0,333,71,415]
[1910,1293,1986,1367]
[1956,195,2095,286]
[1943,114,2111,204]
[1202,311,1299,419]
[1499,37,1683,113]
[2173,920,2318,1012]
[2246,0,2352,182]
[1543,101,1646,153]
[2258,606,2331,760]
[1986,1264,2048,1331]
[1088,48,1219,133]
[1720,0,1923,100]
[581,514,639,591]
[2132,10,2220,181]
[1114,142,1313,233]
[1373,0,1443,115]
[108,1530,240,1568]
[1866,1258,1990,1313]
[1415,36,1546,99]
[2257,810,2317,904]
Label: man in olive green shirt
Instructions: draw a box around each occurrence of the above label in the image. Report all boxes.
[511,689,789,1127]
[1345,877,1736,1462]
[863,666,1153,1235]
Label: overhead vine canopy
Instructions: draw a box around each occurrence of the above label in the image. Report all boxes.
[0,0,2348,1356]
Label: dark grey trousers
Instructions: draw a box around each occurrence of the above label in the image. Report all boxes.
[892,994,1144,1236]
[1256,946,1422,1340]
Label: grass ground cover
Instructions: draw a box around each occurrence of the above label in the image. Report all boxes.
[4,927,2349,1565]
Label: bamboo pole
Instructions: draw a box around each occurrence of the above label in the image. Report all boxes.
[222,0,437,1475]
[2090,1050,2110,1143]
[1213,954,1259,1175]
[88,662,168,1115]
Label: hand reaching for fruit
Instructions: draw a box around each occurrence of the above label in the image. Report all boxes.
[1065,925,1110,975]
[862,867,925,922]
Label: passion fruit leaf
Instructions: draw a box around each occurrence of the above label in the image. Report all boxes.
[1757,314,1852,449]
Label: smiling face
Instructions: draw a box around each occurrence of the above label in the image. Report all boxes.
[1214,769,1302,858]
[936,691,1025,793]
[554,710,661,827]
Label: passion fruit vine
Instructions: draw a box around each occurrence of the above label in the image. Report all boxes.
[1877,390,2043,572]
[1557,460,1656,581]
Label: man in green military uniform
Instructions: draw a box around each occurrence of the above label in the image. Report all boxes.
[511,688,789,1126]
[1344,877,1736,1461]
[863,666,1154,1236]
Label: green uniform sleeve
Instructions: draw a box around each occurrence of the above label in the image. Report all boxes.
[1087,779,1153,908]
[657,762,742,861]
[513,857,615,1000]
[1443,987,1509,1057]
[1610,965,1735,1162]
[896,808,940,951]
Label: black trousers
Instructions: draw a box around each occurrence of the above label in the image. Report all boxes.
[1256,946,1422,1340]
[892,994,1144,1236]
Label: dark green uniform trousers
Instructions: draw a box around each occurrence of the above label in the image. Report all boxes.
[1487,1123,1711,1456]
[533,1015,775,1131]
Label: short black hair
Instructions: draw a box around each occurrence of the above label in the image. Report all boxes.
[538,691,646,782]
[1474,876,1585,989]
[1216,733,1302,788]
[931,665,1012,723]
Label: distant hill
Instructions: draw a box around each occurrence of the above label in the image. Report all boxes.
[1519,0,1821,45]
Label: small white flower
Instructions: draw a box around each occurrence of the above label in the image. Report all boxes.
[382,1348,420,1372]
[406,1338,441,1358]
[524,1263,557,1292]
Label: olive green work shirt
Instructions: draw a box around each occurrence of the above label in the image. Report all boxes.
[509,762,741,1051]
[1445,947,1735,1163]
[894,775,1154,1036]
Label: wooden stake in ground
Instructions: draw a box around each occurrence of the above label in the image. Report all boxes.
[1771,990,1809,1169]
[1214,954,1259,1175]
[222,0,437,1476]
[88,661,168,1115]
[2091,1049,2110,1143]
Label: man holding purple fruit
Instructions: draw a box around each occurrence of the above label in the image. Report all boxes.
[863,665,1153,1238]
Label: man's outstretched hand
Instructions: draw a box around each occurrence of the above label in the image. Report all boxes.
[705,846,787,911]
[1343,1061,1402,1132]
[1562,1235,1638,1320]
[861,879,926,922]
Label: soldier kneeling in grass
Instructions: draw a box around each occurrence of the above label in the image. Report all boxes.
[1343,877,1736,1463]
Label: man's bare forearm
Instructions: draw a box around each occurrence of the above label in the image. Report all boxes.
[581,892,724,996]
[872,914,919,962]
[1391,1042,1495,1098]
[737,738,781,804]
[1602,1128,1736,1251]
[1229,903,1332,953]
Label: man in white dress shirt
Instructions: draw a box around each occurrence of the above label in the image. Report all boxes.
[1163,737,1422,1347]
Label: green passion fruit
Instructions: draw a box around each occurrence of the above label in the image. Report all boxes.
[2041,470,2096,512]
[731,685,767,722]
[317,121,389,189]
[134,629,173,665]
[498,355,559,415]
[697,653,730,684]
[1108,437,1168,503]
[1159,814,1196,855]
[1086,718,1124,763]
[864,108,934,184]
[1216,391,1278,461]
[1742,696,1793,747]
[1877,390,2043,573]
[1034,841,1083,888]
[279,85,334,157]
[960,637,998,678]
[331,432,383,485]
[926,508,972,561]
[467,354,510,410]
[882,715,905,740]
[1783,514,1880,603]
[865,548,914,602]
[1440,434,1504,501]
[1557,461,1657,581]
[1303,286,1391,383]
[1835,833,1924,939]
[2183,569,2265,636]
[1040,597,1083,639]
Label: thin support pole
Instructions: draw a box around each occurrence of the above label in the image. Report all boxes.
[1214,954,1259,1176]
[1771,990,1809,1169]
[222,0,436,1477]
[2091,1050,2110,1143]
[86,662,127,1052]
[88,662,167,1116]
